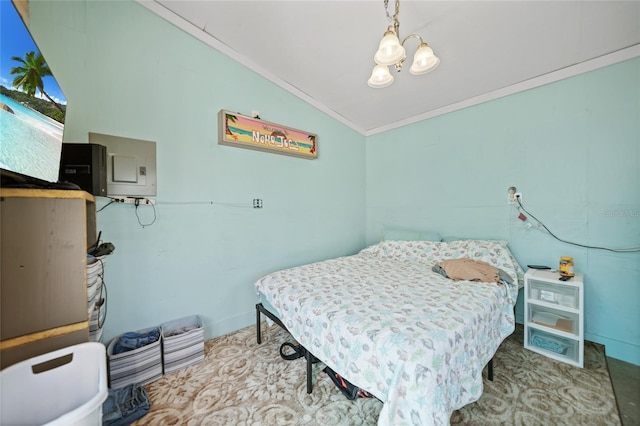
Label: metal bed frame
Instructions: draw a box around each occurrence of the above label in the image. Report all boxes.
[256,302,493,396]
[256,303,318,393]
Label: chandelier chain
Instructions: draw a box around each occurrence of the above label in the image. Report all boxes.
[383,0,401,35]
[394,0,400,24]
[384,0,392,22]
[393,0,400,35]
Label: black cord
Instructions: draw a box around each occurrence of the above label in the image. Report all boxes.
[516,197,640,252]
[88,231,102,255]
[97,199,115,212]
[96,257,107,331]
[98,280,107,332]
[134,198,157,228]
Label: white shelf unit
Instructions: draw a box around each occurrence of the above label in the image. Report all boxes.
[524,269,584,368]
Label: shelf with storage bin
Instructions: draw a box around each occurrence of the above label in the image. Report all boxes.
[524,269,584,368]
[0,188,96,369]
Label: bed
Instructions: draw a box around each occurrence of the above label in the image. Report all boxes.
[255,239,522,425]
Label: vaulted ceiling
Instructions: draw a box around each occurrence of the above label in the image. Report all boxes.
[140,1,640,135]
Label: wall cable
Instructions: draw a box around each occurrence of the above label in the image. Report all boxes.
[97,199,116,212]
[95,257,107,331]
[134,198,157,228]
[155,200,253,208]
[516,197,640,253]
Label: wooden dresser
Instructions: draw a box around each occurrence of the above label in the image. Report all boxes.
[0,188,96,369]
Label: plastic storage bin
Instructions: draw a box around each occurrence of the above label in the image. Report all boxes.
[0,342,108,425]
[528,328,579,363]
[107,326,163,389]
[161,315,205,374]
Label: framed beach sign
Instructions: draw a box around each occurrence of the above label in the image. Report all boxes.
[218,110,317,160]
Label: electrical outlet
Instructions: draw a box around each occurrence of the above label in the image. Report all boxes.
[253,198,263,209]
[113,197,155,205]
[515,192,522,203]
[507,186,517,204]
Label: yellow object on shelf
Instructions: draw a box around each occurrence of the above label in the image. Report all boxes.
[559,256,575,277]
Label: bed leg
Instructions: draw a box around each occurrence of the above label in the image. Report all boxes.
[306,349,313,394]
[488,358,494,381]
[256,303,262,344]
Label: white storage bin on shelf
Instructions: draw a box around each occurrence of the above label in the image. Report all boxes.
[161,315,205,374]
[107,326,163,389]
[0,342,108,426]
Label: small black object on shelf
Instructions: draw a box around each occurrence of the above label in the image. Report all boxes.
[527,265,551,270]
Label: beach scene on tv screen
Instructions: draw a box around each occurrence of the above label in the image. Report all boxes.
[0,1,66,183]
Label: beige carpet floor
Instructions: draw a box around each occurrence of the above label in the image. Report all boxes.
[133,323,620,425]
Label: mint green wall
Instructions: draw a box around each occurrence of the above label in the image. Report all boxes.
[366,58,640,365]
[27,1,366,342]
[27,1,639,366]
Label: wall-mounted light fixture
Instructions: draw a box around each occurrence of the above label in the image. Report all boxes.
[368,0,440,88]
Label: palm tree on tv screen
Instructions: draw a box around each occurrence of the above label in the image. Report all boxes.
[10,51,64,113]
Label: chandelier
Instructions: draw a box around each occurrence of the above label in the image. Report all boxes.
[368,0,440,88]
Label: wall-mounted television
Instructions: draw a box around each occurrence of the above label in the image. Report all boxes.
[0,1,67,188]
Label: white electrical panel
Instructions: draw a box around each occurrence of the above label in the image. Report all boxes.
[89,132,157,197]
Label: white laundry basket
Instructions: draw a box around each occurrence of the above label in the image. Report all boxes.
[0,342,108,425]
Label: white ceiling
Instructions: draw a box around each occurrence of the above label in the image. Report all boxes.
[139,1,640,135]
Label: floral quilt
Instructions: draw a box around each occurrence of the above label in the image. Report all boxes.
[255,240,521,425]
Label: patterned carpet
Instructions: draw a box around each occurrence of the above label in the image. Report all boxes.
[133,323,620,425]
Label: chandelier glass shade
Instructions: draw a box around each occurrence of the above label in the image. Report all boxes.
[373,30,406,65]
[409,43,440,75]
[368,0,440,88]
[369,64,395,88]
